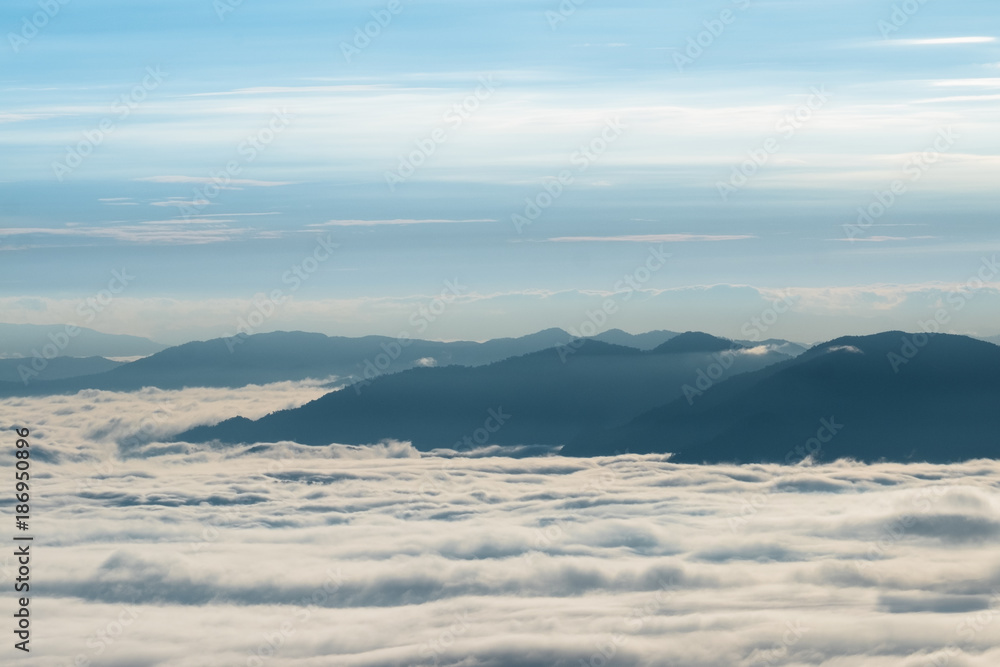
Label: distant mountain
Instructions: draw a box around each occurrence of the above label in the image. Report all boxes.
[652,331,741,354]
[734,338,809,357]
[562,332,1000,464]
[0,329,583,397]
[587,329,678,350]
[978,334,1000,346]
[0,324,166,359]
[177,334,790,451]
[0,356,122,384]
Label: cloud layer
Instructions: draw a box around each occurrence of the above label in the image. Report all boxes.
[3,384,999,665]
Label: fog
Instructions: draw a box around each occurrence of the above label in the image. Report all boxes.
[3,384,998,666]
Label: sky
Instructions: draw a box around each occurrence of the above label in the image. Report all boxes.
[1,0,999,344]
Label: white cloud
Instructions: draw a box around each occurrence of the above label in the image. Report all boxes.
[150,199,212,208]
[931,77,1000,87]
[546,234,755,243]
[311,219,495,227]
[893,37,996,46]
[4,384,1000,666]
[135,175,295,187]
[829,236,936,243]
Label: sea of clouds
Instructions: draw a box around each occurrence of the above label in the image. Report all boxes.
[2,382,999,666]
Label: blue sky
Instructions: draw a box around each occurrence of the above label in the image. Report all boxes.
[1,0,998,343]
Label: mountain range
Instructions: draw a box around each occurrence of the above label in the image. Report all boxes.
[564,332,1000,463]
[6,321,992,464]
[0,327,685,397]
[176,332,789,453]
[177,331,1000,464]
[0,323,167,359]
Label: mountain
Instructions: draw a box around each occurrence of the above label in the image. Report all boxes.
[652,331,741,354]
[734,338,809,357]
[0,356,122,384]
[587,329,678,350]
[176,334,790,452]
[562,332,1000,464]
[0,329,585,397]
[0,323,166,359]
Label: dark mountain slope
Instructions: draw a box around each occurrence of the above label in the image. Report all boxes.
[178,335,789,451]
[562,332,1000,463]
[0,329,579,396]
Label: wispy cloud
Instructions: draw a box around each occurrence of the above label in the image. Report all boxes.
[151,199,212,208]
[829,236,937,243]
[2,222,250,244]
[310,219,495,227]
[135,176,295,187]
[546,234,754,243]
[185,85,388,96]
[892,36,996,46]
[932,78,1000,87]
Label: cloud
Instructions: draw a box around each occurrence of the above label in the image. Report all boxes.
[6,384,1000,665]
[931,77,1000,87]
[892,37,997,46]
[150,199,212,208]
[825,345,863,354]
[310,219,495,227]
[134,176,295,187]
[3,280,1000,345]
[830,236,937,243]
[0,223,252,245]
[546,234,755,243]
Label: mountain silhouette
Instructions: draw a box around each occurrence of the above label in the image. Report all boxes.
[589,329,678,350]
[652,331,743,354]
[562,332,1000,463]
[0,329,580,397]
[0,323,166,359]
[177,334,787,452]
[0,356,122,384]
